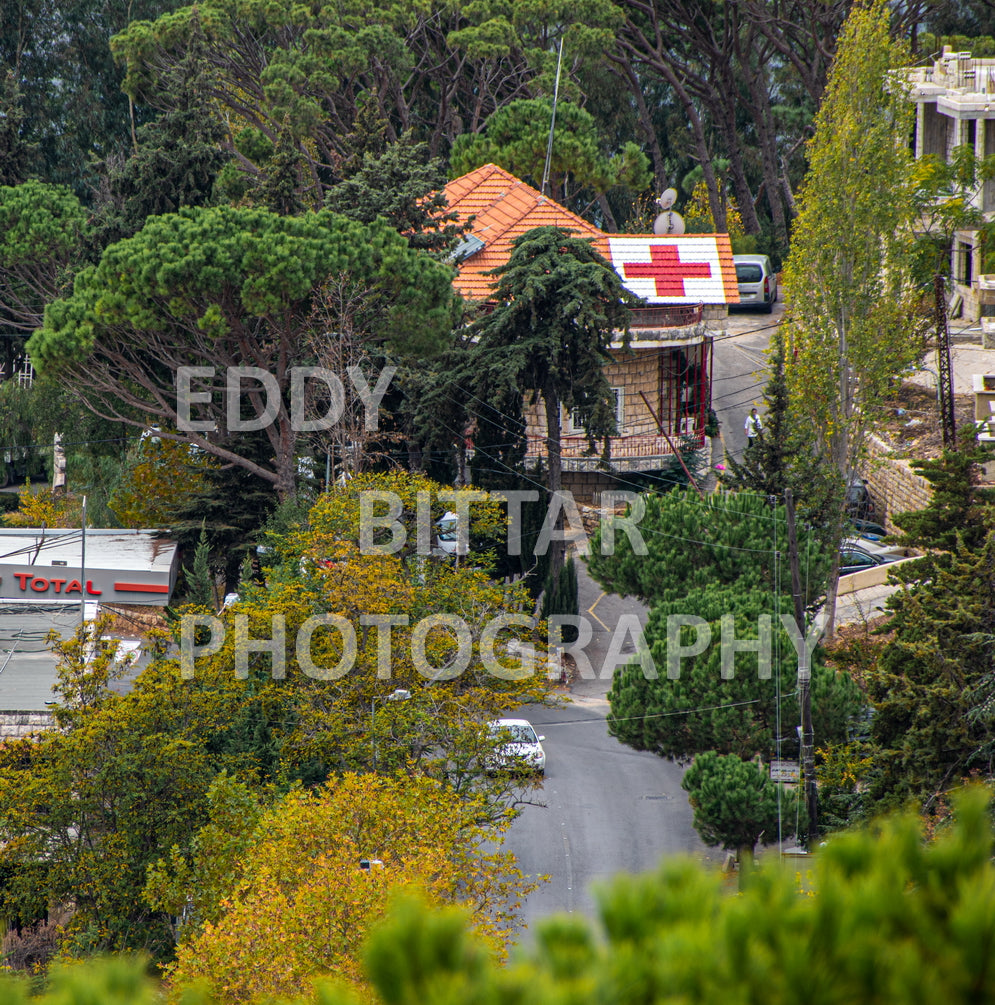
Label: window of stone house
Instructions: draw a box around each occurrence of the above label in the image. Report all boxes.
[567,388,624,434]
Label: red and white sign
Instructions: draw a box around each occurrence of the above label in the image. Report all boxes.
[1,566,172,604]
[607,236,738,304]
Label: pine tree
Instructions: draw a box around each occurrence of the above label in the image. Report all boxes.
[0,71,37,185]
[866,530,995,807]
[324,134,467,255]
[682,750,804,874]
[541,556,580,643]
[465,226,640,578]
[606,585,861,762]
[891,422,995,555]
[183,522,215,608]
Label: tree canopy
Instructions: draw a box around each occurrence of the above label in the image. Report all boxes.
[587,488,830,609]
[29,205,456,499]
[606,585,861,763]
[783,0,924,480]
[682,750,803,863]
[866,530,995,808]
[0,180,90,334]
[162,773,533,1001]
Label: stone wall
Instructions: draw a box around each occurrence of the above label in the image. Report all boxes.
[0,711,54,741]
[561,470,619,506]
[861,434,933,530]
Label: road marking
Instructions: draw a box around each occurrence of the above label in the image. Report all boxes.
[732,343,769,369]
[586,592,610,631]
[561,828,574,912]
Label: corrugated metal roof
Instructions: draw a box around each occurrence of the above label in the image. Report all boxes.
[443,165,739,304]
[0,528,176,573]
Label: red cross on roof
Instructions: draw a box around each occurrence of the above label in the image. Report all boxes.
[620,244,712,298]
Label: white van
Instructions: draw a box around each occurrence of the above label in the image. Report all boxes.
[732,254,778,313]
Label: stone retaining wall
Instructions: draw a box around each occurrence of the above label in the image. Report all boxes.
[0,711,54,741]
[861,434,933,530]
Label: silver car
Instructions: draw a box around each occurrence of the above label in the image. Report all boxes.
[733,254,778,313]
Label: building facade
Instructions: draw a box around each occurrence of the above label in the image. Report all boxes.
[907,47,995,327]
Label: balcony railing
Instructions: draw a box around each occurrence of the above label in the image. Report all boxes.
[904,55,995,96]
[628,303,703,329]
[526,431,704,460]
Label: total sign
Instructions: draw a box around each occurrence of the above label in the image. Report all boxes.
[1,566,172,604]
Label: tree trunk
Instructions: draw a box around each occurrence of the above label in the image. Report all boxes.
[667,73,724,230]
[713,95,762,235]
[619,61,670,193]
[543,382,564,581]
[737,47,788,247]
[597,192,619,233]
[737,844,755,891]
[274,418,298,503]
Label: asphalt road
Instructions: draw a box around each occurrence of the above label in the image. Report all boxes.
[504,564,715,943]
[506,700,709,939]
[711,299,783,463]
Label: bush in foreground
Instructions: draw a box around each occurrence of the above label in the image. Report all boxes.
[5,788,995,1004]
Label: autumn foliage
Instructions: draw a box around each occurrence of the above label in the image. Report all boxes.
[163,773,534,1002]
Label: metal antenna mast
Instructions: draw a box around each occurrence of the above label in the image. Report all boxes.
[540,36,565,197]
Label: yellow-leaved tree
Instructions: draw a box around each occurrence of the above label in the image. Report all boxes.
[683,179,745,238]
[781,0,927,633]
[185,471,553,805]
[3,482,83,527]
[163,773,535,1003]
[108,436,217,528]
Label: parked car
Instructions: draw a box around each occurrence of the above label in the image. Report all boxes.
[848,517,889,543]
[436,511,460,555]
[839,543,903,576]
[732,254,778,313]
[486,718,546,775]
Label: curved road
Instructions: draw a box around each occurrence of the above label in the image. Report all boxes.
[712,299,783,462]
[505,566,717,941]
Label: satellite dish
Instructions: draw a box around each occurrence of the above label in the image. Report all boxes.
[653,210,685,235]
[656,187,678,210]
[653,187,684,234]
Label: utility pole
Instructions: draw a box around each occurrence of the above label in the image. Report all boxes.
[934,274,957,448]
[784,489,817,845]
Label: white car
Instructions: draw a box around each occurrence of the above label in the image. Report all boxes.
[487,718,546,775]
[436,511,461,555]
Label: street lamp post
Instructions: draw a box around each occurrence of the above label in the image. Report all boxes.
[371,688,411,771]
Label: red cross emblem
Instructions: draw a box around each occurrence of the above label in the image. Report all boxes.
[620,244,712,298]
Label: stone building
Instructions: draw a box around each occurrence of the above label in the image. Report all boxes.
[444,164,739,502]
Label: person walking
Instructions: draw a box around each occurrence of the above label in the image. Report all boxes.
[744,408,763,448]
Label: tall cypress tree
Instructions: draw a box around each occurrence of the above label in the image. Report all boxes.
[465,226,640,578]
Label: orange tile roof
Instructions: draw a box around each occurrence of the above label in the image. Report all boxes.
[444,164,607,302]
[444,164,739,304]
